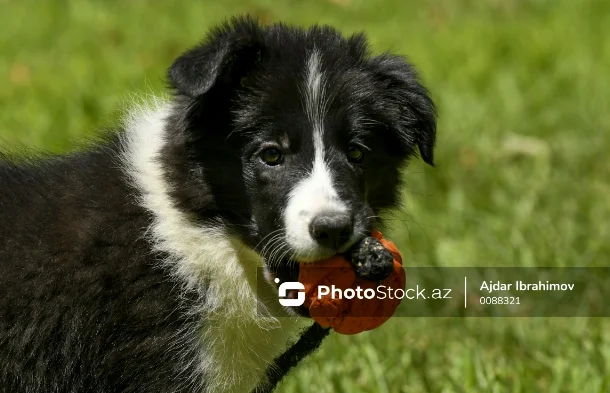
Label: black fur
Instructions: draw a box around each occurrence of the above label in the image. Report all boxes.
[0,16,436,392]
[163,16,436,270]
[0,142,203,392]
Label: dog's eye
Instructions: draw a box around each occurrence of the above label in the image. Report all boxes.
[347,145,364,163]
[260,148,283,166]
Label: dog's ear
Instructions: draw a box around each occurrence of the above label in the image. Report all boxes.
[168,16,264,98]
[368,54,437,166]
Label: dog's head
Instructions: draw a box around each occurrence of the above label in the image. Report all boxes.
[163,17,435,280]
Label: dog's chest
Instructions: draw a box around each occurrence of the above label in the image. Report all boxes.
[200,314,308,393]
[122,104,310,392]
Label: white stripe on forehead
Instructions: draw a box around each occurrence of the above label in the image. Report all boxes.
[304,49,332,198]
[305,49,325,155]
[282,49,347,260]
[305,49,327,176]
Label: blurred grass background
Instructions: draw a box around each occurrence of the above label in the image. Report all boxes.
[2,0,610,392]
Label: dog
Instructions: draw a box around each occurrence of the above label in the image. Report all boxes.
[0,16,436,393]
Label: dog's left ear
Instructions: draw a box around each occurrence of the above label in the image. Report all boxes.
[368,55,437,166]
[167,16,264,98]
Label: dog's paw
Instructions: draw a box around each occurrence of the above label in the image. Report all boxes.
[348,236,395,281]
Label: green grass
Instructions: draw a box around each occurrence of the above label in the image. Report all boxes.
[2,0,610,391]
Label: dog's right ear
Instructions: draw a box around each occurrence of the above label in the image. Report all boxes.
[168,17,264,98]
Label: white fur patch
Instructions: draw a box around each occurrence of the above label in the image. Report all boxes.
[284,50,348,261]
[120,99,309,393]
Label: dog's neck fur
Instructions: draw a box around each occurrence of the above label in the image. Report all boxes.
[120,100,309,393]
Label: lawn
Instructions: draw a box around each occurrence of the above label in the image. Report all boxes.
[1,0,610,392]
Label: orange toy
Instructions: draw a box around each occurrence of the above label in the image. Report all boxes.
[298,230,406,335]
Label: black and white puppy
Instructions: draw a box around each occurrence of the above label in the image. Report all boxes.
[0,16,436,393]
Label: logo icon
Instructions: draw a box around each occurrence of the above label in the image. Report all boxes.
[275,278,305,307]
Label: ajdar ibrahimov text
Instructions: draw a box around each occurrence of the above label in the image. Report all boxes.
[481,281,575,294]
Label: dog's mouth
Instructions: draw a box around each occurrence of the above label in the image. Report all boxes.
[265,234,396,315]
[263,233,394,318]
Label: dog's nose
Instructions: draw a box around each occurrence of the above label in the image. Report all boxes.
[309,212,353,250]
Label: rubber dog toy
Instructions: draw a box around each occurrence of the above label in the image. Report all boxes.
[298,230,406,335]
